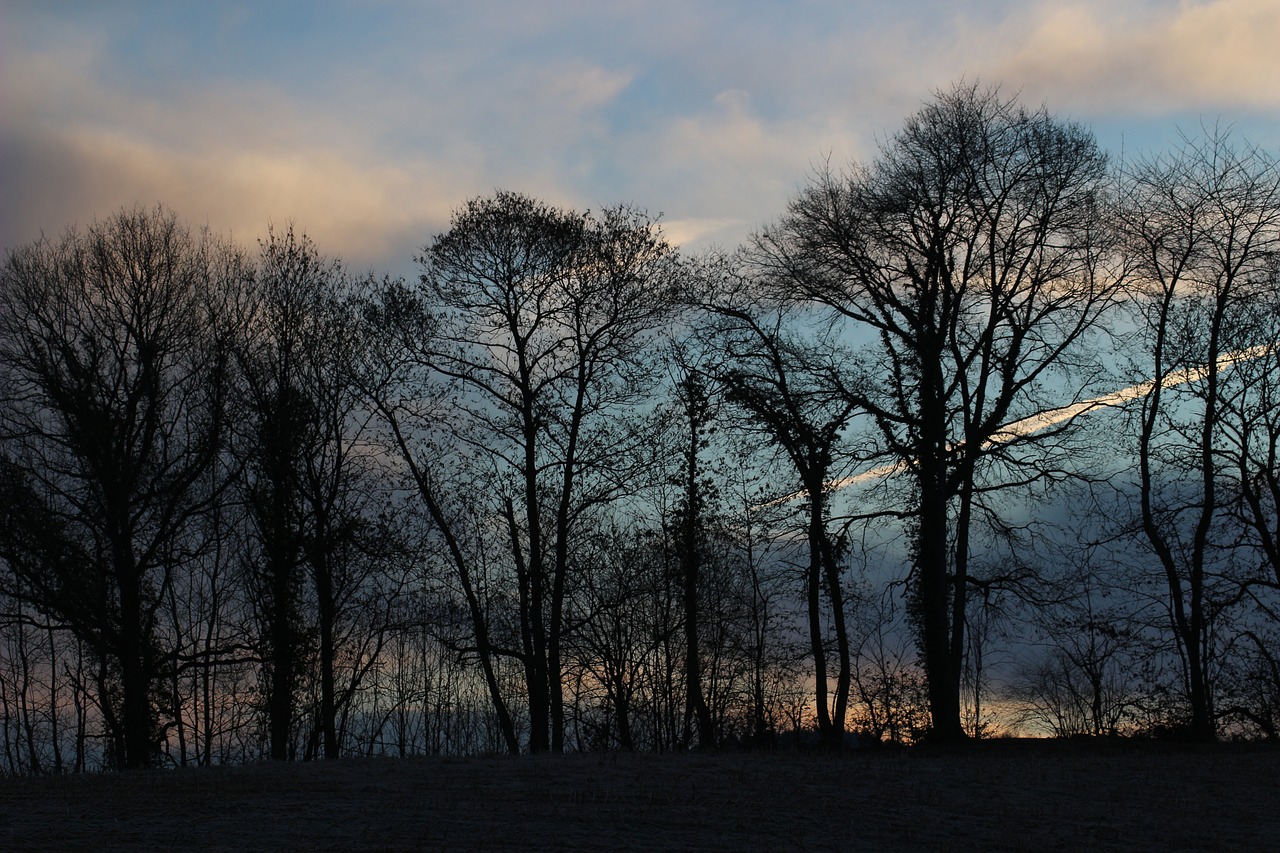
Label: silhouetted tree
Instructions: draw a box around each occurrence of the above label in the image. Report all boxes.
[845,579,931,744]
[1012,554,1145,737]
[1117,127,1280,741]
[752,84,1119,740]
[669,365,719,749]
[363,192,680,753]
[564,526,677,751]
[0,205,242,768]
[234,226,399,760]
[698,294,861,749]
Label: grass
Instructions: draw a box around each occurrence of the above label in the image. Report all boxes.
[1,739,1277,851]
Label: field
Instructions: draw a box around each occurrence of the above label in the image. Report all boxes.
[2,739,1276,851]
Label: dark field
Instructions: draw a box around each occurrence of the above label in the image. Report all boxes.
[2,739,1276,851]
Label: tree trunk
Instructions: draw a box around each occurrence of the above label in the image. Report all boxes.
[315,556,339,760]
[817,500,851,748]
[917,473,964,742]
[118,574,154,769]
[806,501,833,742]
[682,423,715,750]
[268,561,295,761]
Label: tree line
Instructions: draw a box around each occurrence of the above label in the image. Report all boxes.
[2,83,1278,772]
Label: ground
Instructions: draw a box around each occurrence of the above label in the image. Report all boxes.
[1,739,1276,851]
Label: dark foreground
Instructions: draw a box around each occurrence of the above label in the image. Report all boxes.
[2,739,1276,851]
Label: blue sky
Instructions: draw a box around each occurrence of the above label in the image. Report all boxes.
[4,0,1279,278]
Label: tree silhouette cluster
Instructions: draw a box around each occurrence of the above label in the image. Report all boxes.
[2,84,1278,772]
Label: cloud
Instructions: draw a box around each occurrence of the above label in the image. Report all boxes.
[4,0,1278,277]
[662,217,749,250]
[987,0,1280,114]
[0,25,636,272]
[535,62,634,115]
[608,88,865,249]
[1,119,459,271]
[765,343,1278,507]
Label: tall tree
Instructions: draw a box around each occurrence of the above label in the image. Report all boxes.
[699,296,860,748]
[234,226,393,760]
[751,84,1119,740]
[1118,127,1280,740]
[0,205,242,768]
[364,192,679,753]
[669,364,719,749]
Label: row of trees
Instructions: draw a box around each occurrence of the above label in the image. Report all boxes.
[2,84,1278,772]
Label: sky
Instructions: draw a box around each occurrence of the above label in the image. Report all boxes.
[3,0,1279,279]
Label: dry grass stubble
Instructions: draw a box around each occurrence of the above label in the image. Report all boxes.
[1,739,1276,851]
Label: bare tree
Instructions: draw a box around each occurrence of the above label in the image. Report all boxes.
[751,84,1119,740]
[362,192,680,753]
[1218,259,1280,593]
[845,579,930,744]
[696,293,861,749]
[0,205,243,768]
[1013,555,1145,738]
[563,524,682,751]
[233,226,403,760]
[1117,127,1280,740]
[667,366,719,748]
[715,438,797,747]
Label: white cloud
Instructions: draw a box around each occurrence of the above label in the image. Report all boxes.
[987,0,1280,114]
[3,119,460,270]
[0,26,636,271]
[4,0,1278,274]
[661,217,748,250]
[613,88,866,249]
